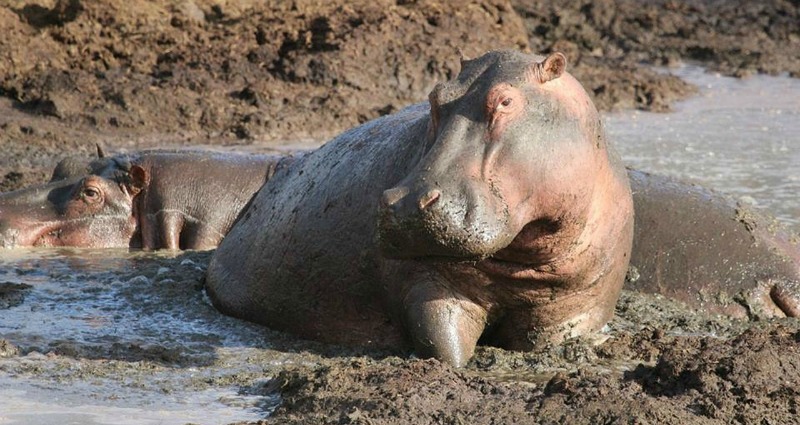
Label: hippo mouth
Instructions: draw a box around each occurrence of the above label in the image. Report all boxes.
[476,256,558,281]
[0,220,64,248]
[0,216,132,248]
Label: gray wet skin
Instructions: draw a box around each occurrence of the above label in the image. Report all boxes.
[206,50,636,367]
[0,150,284,250]
[626,169,800,319]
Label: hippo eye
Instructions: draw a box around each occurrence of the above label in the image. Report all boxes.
[494,97,513,113]
[82,187,102,202]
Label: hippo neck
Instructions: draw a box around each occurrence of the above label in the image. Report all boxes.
[476,155,632,291]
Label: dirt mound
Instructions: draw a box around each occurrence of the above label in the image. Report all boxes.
[261,323,800,424]
[3,0,799,193]
[0,0,527,191]
[0,0,526,142]
[512,0,800,111]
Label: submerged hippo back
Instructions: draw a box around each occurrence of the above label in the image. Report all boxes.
[628,169,800,318]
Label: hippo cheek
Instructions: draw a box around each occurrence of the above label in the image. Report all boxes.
[378,182,514,260]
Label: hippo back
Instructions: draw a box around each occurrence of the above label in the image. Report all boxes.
[205,104,430,346]
[627,169,800,318]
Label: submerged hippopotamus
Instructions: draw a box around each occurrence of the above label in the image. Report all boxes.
[0,149,284,250]
[206,50,636,366]
[627,169,800,319]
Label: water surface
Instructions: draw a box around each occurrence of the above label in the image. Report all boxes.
[607,66,800,230]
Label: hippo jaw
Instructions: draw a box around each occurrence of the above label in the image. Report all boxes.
[0,214,136,248]
[0,219,63,248]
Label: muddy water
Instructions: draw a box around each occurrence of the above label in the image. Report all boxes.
[607,65,800,230]
[0,249,284,424]
[1,70,798,424]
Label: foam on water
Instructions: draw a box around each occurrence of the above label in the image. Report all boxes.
[0,249,280,424]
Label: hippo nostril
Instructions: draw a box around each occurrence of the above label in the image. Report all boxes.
[418,189,441,210]
[381,186,410,208]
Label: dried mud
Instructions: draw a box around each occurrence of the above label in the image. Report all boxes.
[1,0,800,424]
[2,0,799,191]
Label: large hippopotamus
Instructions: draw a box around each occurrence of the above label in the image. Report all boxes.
[627,169,800,319]
[0,149,285,250]
[206,50,636,366]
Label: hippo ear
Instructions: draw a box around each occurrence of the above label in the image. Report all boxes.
[96,143,107,159]
[127,165,149,196]
[532,52,567,84]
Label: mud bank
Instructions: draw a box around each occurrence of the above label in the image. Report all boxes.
[2,0,799,192]
[257,287,800,424]
[259,323,800,424]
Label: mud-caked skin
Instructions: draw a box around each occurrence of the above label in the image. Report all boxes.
[0,150,283,250]
[627,169,800,319]
[206,50,635,367]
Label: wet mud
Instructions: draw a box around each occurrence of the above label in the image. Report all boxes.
[2,0,800,424]
[261,299,800,424]
[2,249,798,424]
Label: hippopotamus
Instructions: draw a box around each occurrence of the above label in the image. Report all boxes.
[206,50,636,367]
[0,149,285,250]
[627,169,800,319]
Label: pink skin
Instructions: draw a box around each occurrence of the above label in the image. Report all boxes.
[387,52,633,361]
[205,51,634,368]
[466,55,632,350]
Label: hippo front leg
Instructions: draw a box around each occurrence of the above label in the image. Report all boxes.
[772,280,800,317]
[403,281,488,367]
[740,279,800,319]
[141,210,184,250]
[159,211,185,250]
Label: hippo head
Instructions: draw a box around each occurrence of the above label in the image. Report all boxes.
[379,50,609,265]
[0,152,147,248]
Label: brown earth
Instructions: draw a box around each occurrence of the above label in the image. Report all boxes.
[3,0,799,192]
[250,293,800,425]
[2,0,800,423]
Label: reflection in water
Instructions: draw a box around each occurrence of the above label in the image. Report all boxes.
[606,66,800,230]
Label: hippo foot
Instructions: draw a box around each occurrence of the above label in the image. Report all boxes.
[403,282,488,368]
[771,280,800,317]
[738,279,800,319]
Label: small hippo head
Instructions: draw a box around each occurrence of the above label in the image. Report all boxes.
[379,50,610,263]
[0,152,147,248]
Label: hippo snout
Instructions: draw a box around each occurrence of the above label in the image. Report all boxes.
[378,183,513,260]
[380,186,442,217]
